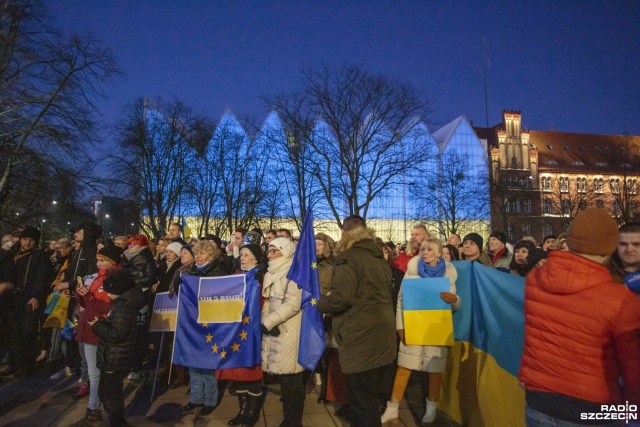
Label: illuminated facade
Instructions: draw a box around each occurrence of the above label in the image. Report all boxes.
[475,110,640,242]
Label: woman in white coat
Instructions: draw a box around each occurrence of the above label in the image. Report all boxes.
[381,238,461,425]
[261,237,305,427]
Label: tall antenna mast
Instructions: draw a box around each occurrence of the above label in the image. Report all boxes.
[483,36,490,128]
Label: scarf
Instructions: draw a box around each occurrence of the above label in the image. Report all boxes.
[196,261,210,271]
[262,256,292,297]
[124,246,144,260]
[417,257,446,278]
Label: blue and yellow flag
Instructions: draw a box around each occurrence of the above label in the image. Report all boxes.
[149,292,178,332]
[402,277,454,346]
[197,275,245,324]
[172,271,261,370]
[181,217,191,240]
[287,208,325,370]
[438,261,525,427]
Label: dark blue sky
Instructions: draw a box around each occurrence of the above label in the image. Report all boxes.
[46,1,640,138]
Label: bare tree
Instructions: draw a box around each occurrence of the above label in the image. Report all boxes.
[0,0,119,210]
[265,64,434,227]
[111,98,203,239]
[544,175,598,231]
[601,139,640,225]
[414,150,489,237]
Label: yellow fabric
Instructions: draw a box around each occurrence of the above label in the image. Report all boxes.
[43,294,70,328]
[439,341,525,427]
[149,310,177,332]
[197,299,244,323]
[391,366,412,402]
[404,310,454,346]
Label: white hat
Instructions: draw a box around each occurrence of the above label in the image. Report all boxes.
[269,237,295,258]
[166,242,184,257]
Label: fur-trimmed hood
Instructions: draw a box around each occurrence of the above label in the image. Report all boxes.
[334,227,377,256]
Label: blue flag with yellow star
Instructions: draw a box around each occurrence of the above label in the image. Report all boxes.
[287,208,325,370]
[172,271,262,370]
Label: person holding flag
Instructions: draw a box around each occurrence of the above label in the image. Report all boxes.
[261,237,305,427]
[317,215,396,427]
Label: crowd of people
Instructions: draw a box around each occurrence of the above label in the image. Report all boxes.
[0,208,639,427]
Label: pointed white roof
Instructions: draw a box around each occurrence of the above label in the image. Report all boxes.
[432,115,466,150]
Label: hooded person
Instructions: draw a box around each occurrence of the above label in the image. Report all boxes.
[509,240,547,277]
[519,207,640,424]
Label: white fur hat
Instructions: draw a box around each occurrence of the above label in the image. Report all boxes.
[166,242,184,257]
[269,237,295,258]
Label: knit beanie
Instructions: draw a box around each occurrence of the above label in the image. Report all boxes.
[181,244,194,258]
[489,231,507,245]
[241,244,263,264]
[102,270,135,295]
[20,226,41,242]
[97,244,123,265]
[166,242,184,257]
[269,237,295,258]
[204,234,223,249]
[567,207,618,256]
[243,231,262,245]
[462,233,483,251]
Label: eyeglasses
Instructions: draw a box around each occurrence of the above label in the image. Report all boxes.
[268,248,279,255]
[128,243,136,248]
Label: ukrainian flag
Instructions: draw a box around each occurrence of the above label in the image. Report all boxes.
[438,261,525,427]
[402,277,454,346]
[197,275,245,324]
[149,292,178,332]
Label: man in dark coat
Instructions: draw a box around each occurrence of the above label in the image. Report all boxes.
[317,215,396,427]
[2,227,51,376]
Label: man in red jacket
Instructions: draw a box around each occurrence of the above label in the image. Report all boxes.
[519,208,640,425]
[394,224,430,273]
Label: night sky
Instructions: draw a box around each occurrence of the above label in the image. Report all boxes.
[46,1,640,139]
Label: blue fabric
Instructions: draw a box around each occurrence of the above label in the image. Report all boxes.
[80,342,100,410]
[189,367,218,406]
[417,257,446,278]
[172,271,261,370]
[625,271,640,295]
[286,208,325,370]
[451,261,525,377]
[525,405,613,427]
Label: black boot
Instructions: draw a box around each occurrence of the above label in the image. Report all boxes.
[227,393,248,426]
[240,393,263,427]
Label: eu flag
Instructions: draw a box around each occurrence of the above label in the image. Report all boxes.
[172,271,262,370]
[287,208,325,370]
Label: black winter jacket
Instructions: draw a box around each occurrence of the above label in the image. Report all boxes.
[13,248,51,304]
[124,247,157,290]
[93,287,146,372]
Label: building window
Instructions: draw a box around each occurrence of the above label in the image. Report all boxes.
[506,223,513,241]
[513,199,521,213]
[614,201,621,216]
[544,223,553,237]
[594,178,604,193]
[579,200,587,210]
[544,198,552,214]
[576,177,586,193]
[610,178,620,194]
[563,223,570,233]
[628,179,637,195]
[561,199,570,215]
[524,199,532,213]
[504,199,510,213]
[522,223,531,236]
[596,200,604,208]
[559,176,569,193]
[541,176,551,192]
[631,201,638,214]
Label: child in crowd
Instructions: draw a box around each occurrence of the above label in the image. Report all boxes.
[89,270,145,427]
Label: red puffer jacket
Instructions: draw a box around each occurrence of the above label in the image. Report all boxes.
[519,251,640,405]
[75,268,116,345]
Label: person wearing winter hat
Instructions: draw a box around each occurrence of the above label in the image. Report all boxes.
[541,235,557,252]
[488,231,512,272]
[73,244,123,421]
[217,242,266,427]
[89,270,145,427]
[607,222,640,292]
[519,207,640,425]
[1,226,51,378]
[261,236,306,426]
[461,233,491,266]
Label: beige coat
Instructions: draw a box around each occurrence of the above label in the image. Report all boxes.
[396,256,460,373]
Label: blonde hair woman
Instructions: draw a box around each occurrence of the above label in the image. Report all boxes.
[381,238,461,425]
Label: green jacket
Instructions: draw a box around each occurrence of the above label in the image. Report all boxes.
[317,227,396,374]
